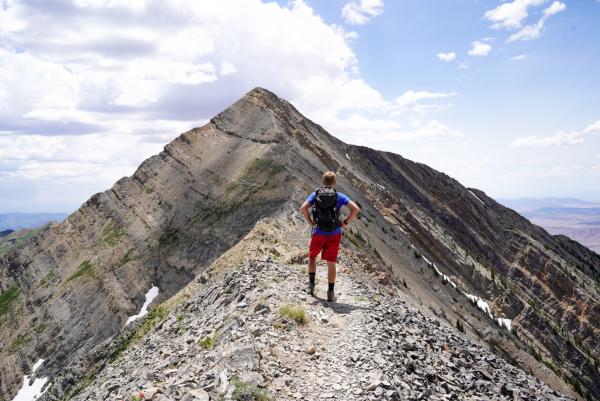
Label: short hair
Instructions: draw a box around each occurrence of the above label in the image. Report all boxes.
[322,171,336,186]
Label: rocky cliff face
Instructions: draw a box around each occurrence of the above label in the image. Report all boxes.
[1,88,598,401]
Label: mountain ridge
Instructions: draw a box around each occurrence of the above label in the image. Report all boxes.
[1,87,599,400]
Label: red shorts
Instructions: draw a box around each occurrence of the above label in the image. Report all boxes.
[309,233,342,262]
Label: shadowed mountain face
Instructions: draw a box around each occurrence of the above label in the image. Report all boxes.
[1,88,599,400]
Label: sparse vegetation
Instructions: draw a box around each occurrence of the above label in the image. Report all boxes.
[37,269,57,288]
[8,332,32,352]
[158,227,179,247]
[279,304,307,324]
[231,376,272,401]
[101,222,125,246]
[456,319,465,333]
[116,248,138,268]
[59,370,95,401]
[199,333,217,349]
[413,250,421,259]
[66,260,95,282]
[0,285,19,315]
[110,304,170,361]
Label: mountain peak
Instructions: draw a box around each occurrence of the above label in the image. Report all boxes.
[1,87,599,401]
[209,87,299,145]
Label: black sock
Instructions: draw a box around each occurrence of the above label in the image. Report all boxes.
[309,272,316,284]
[328,282,335,291]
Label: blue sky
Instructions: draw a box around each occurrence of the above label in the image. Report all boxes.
[0,0,599,213]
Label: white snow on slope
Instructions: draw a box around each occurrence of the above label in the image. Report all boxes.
[465,293,494,319]
[468,190,485,206]
[126,285,159,325]
[345,153,351,160]
[497,318,513,331]
[12,359,48,401]
[413,247,511,331]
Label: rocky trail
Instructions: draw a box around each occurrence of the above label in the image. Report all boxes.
[54,241,572,401]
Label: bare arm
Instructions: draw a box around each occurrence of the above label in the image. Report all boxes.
[341,201,360,228]
[300,201,315,226]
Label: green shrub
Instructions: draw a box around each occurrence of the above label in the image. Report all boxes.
[0,286,19,315]
[231,377,271,401]
[413,250,421,259]
[279,305,307,324]
[66,260,95,282]
[102,222,125,246]
[110,304,169,361]
[8,333,32,352]
[158,228,179,247]
[199,333,217,349]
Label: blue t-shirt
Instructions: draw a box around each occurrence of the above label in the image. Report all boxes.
[306,190,350,236]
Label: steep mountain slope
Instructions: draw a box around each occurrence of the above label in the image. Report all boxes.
[1,88,599,400]
[41,219,571,401]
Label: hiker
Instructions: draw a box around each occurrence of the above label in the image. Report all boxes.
[299,171,360,302]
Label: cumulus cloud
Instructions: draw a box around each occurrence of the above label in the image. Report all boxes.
[510,120,600,148]
[341,0,384,25]
[484,0,545,30]
[326,114,461,144]
[468,41,492,56]
[437,52,456,62]
[0,0,459,212]
[483,0,566,43]
[507,2,566,43]
[392,90,457,114]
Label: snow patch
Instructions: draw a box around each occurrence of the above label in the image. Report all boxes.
[395,225,407,234]
[468,190,485,206]
[345,153,350,160]
[12,359,48,401]
[497,318,512,331]
[464,293,493,319]
[376,183,386,190]
[126,285,159,325]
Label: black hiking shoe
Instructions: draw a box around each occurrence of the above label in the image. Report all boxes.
[327,289,337,302]
[307,282,315,296]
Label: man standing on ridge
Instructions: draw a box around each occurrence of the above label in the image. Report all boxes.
[300,171,360,302]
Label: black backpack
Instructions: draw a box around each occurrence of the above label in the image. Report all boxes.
[311,187,340,232]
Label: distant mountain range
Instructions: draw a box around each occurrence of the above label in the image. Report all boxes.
[0,213,68,231]
[499,198,600,253]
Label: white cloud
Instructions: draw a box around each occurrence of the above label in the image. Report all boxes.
[507,1,566,43]
[510,119,600,148]
[511,54,528,60]
[510,131,583,148]
[220,61,237,76]
[468,41,492,56]
[437,52,456,62]
[0,0,462,212]
[484,0,545,30]
[341,0,384,25]
[328,114,461,144]
[544,0,567,17]
[393,90,457,114]
[583,120,600,134]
